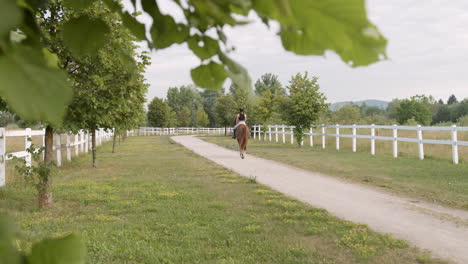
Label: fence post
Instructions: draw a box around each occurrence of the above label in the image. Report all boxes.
[336,124,340,150]
[55,133,62,167]
[275,126,278,142]
[0,128,5,187]
[253,126,256,139]
[282,125,285,144]
[290,126,294,145]
[85,131,89,153]
[451,125,459,164]
[309,127,313,147]
[80,131,84,153]
[25,128,32,167]
[370,124,375,155]
[417,125,424,160]
[352,124,357,152]
[66,134,71,162]
[392,125,398,158]
[321,125,326,149]
[268,125,272,141]
[74,134,79,156]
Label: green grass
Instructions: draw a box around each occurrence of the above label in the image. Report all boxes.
[0,136,446,263]
[202,136,468,211]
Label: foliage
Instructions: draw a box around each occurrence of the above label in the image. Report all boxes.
[147,97,169,127]
[447,94,458,105]
[215,94,236,130]
[0,0,387,124]
[200,89,223,127]
[458,115,468,126]
[251,90,275,127]
[396,96,432,125]
[0,214,86,264]
[280,72,328,145]
[9,141,55,207]
[166,85,204,126]
[333,105,362,124]
[196,108,209,127]
[177,107,191,127]
[254,73,285,96]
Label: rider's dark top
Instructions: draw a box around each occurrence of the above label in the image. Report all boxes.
[239,113,245,121]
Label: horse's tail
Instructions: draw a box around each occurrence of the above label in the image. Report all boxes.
[237,124,249,151]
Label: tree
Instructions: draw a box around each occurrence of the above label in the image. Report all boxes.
[334,105,362,124]
[433,104,451,124]
[251,90,274,129]
[200,89,223,127]
[386,99,401,120]
[438,99,445,105]
[177,107,191,127]
[0,0,388,125]
[280,72,328,146]
[61,3,148,168]
[396,96,432,125]
[215,94,236,135]
[254,73,285,96]
[448,94,458,105]
[196,108,209,127]
[147,97,169,127]
[166,85,203,126]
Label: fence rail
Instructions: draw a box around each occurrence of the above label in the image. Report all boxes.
[252,124,468,165]
[0,128,135,187]
[139,127,232,136]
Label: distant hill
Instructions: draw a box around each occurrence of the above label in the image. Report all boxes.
[330,100,389,111]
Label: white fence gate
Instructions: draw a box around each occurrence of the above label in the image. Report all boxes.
[0,128,129,187]
[252,124,468,165]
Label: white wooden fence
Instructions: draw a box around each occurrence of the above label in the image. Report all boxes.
[139,127,232,135]
[0,128,126,187]
[252,124,468,165]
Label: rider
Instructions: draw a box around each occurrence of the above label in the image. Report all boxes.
[232,108,247,139]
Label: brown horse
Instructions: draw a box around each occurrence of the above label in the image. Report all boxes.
[236,124,249,159]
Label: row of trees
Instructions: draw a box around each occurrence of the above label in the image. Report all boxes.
[0,1,149,208]
[324,94,468,126]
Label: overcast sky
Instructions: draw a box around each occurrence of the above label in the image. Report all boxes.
[136,0,468,103]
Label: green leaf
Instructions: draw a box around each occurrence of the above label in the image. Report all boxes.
[62,0,94,9]
[191,62,227,90]
[252,0,387,67]
[0,0,22,37]
[28,234,86,264]
[149,15,188,49]
[0,46,72,124]
[0,215,21,264]
[187,35,219,61]
[121,11,146,41]
[61,15,110,56]
[142,0,188,49]
[218,52,252,90]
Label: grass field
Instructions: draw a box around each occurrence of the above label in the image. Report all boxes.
[0,136,445,263]
[202,136,468,211]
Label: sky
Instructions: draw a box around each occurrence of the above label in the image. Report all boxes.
[132,0,468,103]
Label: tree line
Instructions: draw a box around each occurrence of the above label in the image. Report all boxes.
[323,94,468,126]
[147,72,328,143]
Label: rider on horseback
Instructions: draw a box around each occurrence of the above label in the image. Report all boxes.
[232,108,247,139]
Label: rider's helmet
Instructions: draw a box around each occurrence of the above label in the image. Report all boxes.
[239,107,244,112]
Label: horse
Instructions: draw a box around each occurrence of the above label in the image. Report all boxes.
[236,124,249,159]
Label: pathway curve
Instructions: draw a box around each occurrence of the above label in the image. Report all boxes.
[171,136,468,263]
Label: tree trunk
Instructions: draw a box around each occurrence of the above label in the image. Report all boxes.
[39,125,54,208]
[92,128,97,168]
[224,125,227,136]
[112,132,117,153]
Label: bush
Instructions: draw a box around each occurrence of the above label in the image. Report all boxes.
[457,115,468,126]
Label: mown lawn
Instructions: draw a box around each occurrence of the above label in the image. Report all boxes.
[202,136,468,211]
[0,136,445,263]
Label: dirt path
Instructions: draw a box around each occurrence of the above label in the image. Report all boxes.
[172,135,468,263]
